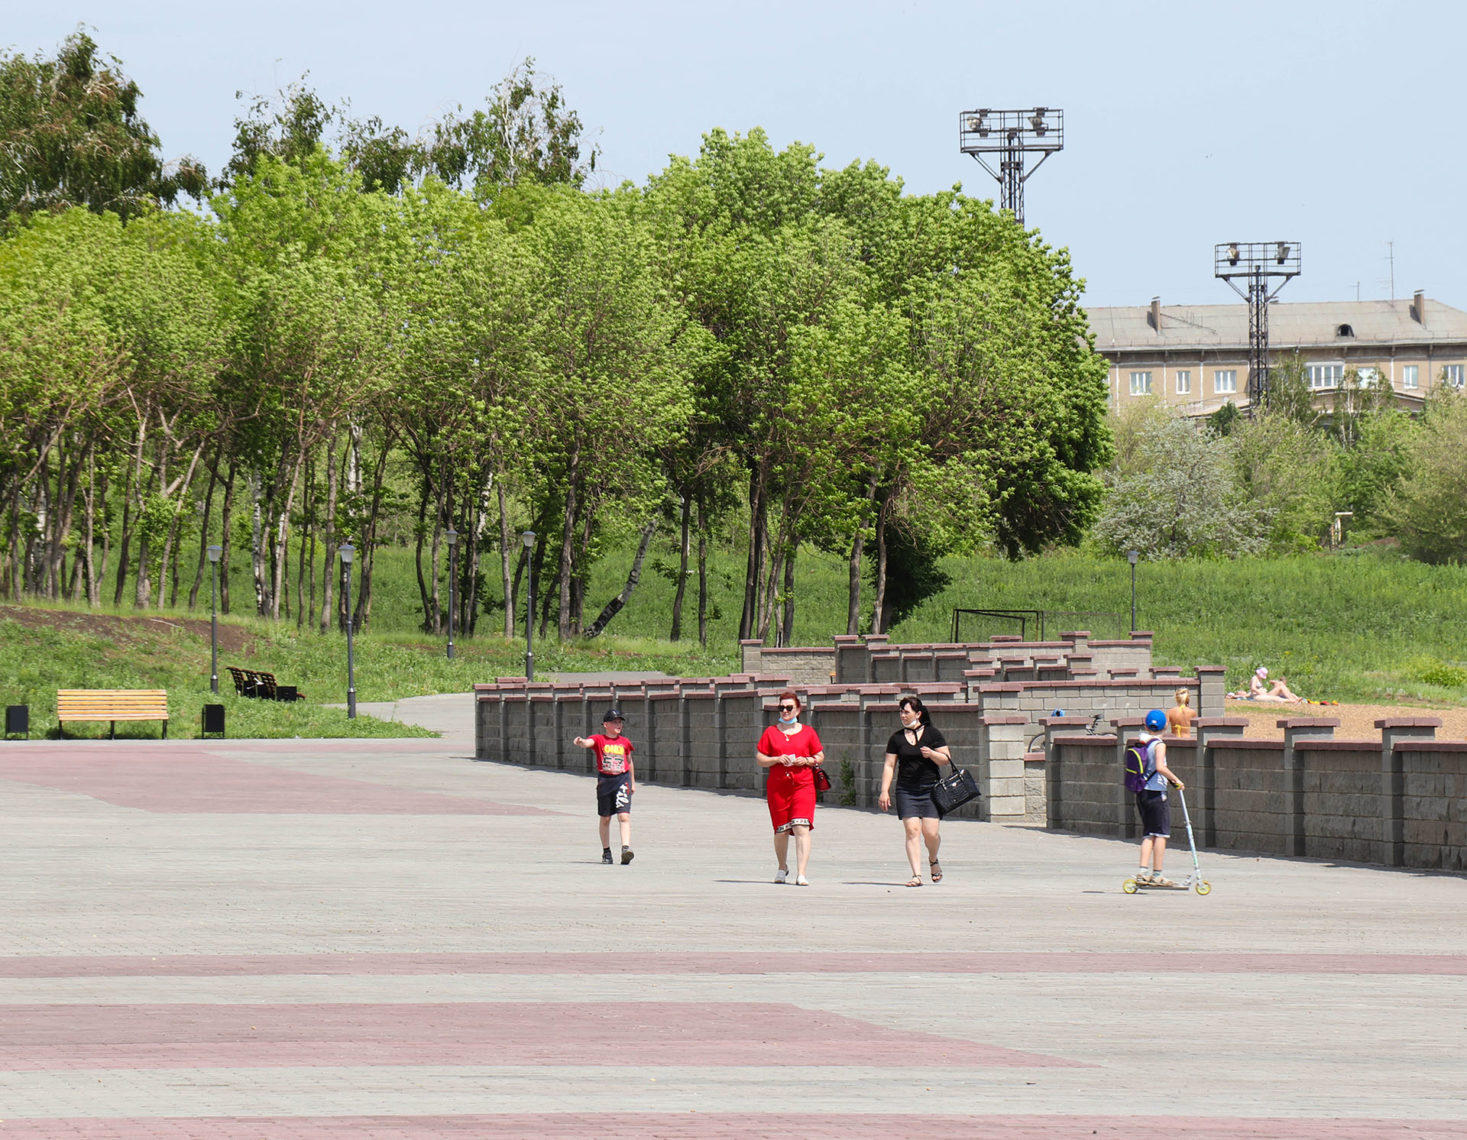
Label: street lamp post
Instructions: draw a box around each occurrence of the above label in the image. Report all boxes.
[340,543,357,718]
[1127,550,1139,634]
[445,529,458,661]
[207,545,222,694]
[521,530,536,681]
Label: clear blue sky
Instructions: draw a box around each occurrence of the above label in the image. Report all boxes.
[8,0,1464,309]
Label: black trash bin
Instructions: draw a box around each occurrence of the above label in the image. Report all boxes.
[202,704,225,737]
[5,705,27,739]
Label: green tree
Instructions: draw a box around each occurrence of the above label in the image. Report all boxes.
[1337,409,1415,531]
[515,188,699,639]
[0,31,206,225]
[1230,412,1340,553]
[1265,353,1320,426]
[423,58,599,196]
[214,151,398,622]
[1092,413,1266,558]
[1383,391,1467,564]
[218,78,337,190]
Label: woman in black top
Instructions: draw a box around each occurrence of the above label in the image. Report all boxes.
[877,696,953,887]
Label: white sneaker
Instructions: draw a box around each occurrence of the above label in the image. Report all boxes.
[774,868,789,884]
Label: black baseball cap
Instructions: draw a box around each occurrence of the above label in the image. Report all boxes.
[602,708,625,722]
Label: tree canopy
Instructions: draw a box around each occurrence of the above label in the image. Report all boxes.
[0,33,1122,645]
[0,31,207,225]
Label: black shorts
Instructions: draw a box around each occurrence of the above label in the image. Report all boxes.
[894,786,940,820]
[1136,790,1170,838]
[597,775,631,817]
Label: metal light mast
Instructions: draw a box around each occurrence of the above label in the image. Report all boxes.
[959,107,1063,227]
[1214,241,1302,410]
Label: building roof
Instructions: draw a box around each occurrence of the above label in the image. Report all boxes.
[1087,296,1467,354]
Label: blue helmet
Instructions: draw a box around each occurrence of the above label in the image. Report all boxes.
[1144,709,1167,732]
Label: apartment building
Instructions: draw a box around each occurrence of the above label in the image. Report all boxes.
[1087,292,1467,415]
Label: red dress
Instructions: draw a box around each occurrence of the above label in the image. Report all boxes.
[758,723,822,833]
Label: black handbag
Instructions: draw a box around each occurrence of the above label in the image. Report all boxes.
[930,763,980,817]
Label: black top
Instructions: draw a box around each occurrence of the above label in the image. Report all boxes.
[885,724,949,791]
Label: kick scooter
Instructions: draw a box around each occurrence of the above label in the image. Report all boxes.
[1123,786,1211,895]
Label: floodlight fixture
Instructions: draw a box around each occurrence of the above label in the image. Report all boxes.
[958,106,1064,227]
[1214,241,1302,411]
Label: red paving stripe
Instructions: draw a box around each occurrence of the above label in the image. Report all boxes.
[0,1117,1460,1139]
[0,753,551,814]
[0,1000,1077,1070]
[1,950,1463,978]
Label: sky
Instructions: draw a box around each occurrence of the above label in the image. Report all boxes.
[6,0,1465,310]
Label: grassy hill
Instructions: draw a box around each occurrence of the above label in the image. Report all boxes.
[3,543,1465,739]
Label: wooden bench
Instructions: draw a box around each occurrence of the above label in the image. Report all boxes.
[254,670,304,701]
[226,665,258,698]
[57,690,169,739]
[225,667,304,701]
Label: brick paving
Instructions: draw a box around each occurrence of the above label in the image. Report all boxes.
[1,692,1465,1137]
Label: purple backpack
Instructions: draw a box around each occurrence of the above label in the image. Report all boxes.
[1123,739,1157,792]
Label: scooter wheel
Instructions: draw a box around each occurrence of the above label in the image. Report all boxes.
[1195,880,1212,895]
[1122,879,1138,894]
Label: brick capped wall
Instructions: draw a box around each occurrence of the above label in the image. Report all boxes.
[1045,715,1467,872]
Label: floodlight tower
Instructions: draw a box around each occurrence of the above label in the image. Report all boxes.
[1214,241,1301,410]
[958,107,1063,227]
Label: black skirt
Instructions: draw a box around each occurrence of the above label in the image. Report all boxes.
[894,785,940,819]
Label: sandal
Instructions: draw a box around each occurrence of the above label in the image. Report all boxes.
[906,876,923,887]
[929,859,943,883]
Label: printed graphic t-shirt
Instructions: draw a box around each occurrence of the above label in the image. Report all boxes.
[589,733,634,777]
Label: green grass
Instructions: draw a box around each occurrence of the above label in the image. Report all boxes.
[4,541,1466,741]
[0,595,735,740]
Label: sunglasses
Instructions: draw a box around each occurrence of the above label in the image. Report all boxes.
[778,703,797,712]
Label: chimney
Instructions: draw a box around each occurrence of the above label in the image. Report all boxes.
[1148,296,1161,332]
[1411,290,1426,325]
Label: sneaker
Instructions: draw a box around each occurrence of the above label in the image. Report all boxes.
[602,850,614,864]
[621,846,635,865]
[774,868,789,884]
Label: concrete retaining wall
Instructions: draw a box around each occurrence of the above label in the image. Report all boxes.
[1046,715,1466,872]
[479,631,1216,829]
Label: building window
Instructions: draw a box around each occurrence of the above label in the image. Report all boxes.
[1213,369,1237,395]
[1402,365,1419,390]
[1356,367,1381,388]
[1443,364,1465,389]
[1306,363,1344,389]
[1175,370,1191,394]
[1129,371,1152,396]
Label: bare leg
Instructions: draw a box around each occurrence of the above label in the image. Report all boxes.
[617,812,631,847]
[902,818,923,879]
[1143,836,1168,874]
[773,830,790,872]
[599,816,611,848]
[922,818,942,879]
[792,824,811,879]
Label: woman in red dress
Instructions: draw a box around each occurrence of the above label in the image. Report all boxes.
[756,690,824,886]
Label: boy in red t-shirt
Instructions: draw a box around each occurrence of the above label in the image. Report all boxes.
[573,709,636,864]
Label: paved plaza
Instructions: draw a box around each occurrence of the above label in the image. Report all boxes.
[1,693,1465,1138]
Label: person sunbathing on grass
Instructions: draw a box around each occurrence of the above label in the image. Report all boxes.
[1244,666,1301,703]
